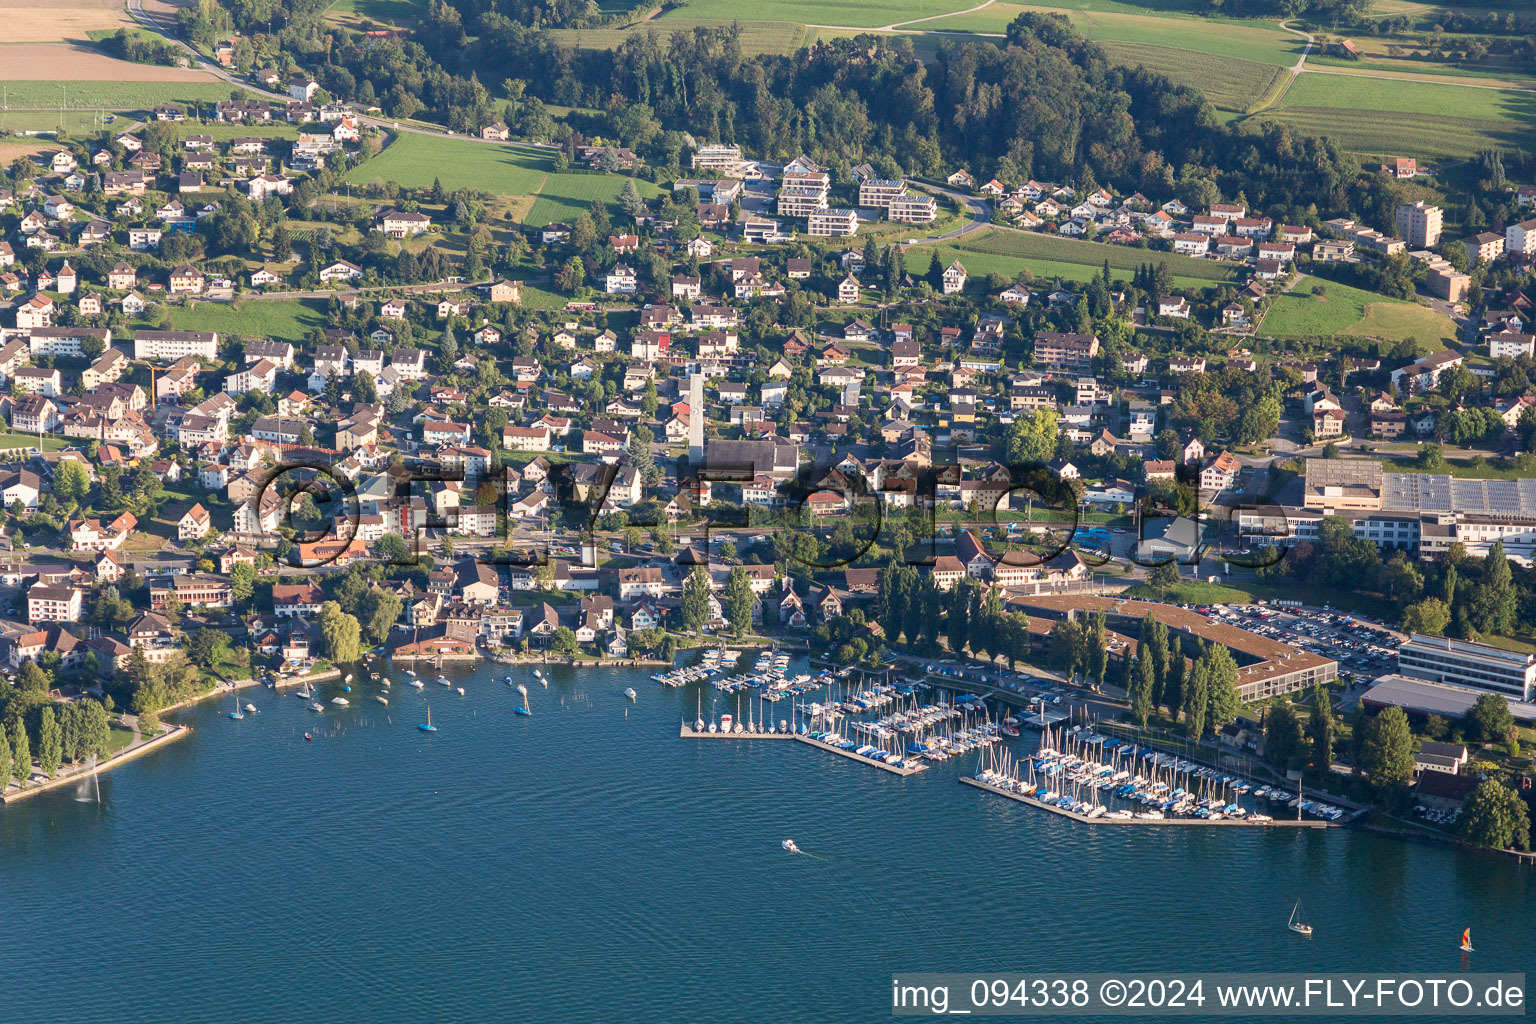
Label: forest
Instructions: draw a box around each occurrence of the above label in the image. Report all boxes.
[196,1,1369,223]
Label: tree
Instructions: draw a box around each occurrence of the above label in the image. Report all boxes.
[318,601,363,663]
[37,705,61,778]
[54,458,89,504]
[1360,707,1415,791]
[1308,684,1334,772]
[0,724,9,791]
[10,720,30,785]
[725,565,754,638]
[1202,644,1241,738]
[186,627,232,669]
[78,699,110,762]
[1183,656,1208,740]
[1130,655,1153,727]
[1401,597,1450,636]
[360,589,403,646]
[230,562,256,605]
[618,178,645,218]
[1467,692,1515,745]
[681,565,711,633]
[1266,702,1305,771]
[549,626,579,656]
[1006,408,1058,464]
[17,660,49,694]
[1458,779,1531,851]
[1148,561,1181,590]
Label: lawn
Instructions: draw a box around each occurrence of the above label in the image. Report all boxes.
[1259,279,1455,347]
[525,171,663,227]
[1125,578,1396,618]
[0,431,69,452]
[326,0,427,27]
[912,226,1237,290]
[346,132,660,225]
[106,722,137,756]
[550,19,812,57]
[1375,454,1536,481]
[0,81,236,110]
[347,132,555,196]
[165,298,328,343]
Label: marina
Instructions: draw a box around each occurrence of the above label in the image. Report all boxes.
[2,656,1530,1024]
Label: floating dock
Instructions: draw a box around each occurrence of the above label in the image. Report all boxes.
[679,724,929,775]
[959,777,1333,827]
[679,724,796,740]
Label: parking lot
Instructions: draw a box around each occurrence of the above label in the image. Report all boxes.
[1208,604,1402,686]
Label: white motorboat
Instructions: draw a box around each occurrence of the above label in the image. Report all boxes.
[456,687,465,696]
[243,703,258,713]
[376,696,389,705]
[624,688,637,701]
[331,697,350,706]
[308,702,325,713]
[409,679,425,689]
[781,839,800,854]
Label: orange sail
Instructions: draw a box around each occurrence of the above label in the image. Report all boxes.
[1460,929,1473,950]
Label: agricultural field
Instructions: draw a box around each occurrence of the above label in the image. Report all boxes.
[1258,278,1455,348]
[1261,78,1534,160]
[1095,41,1284,113]
[955,227,1238,282]
[659,0,971,29]
[164,298,329,343]
[0,77,230,108]
[346,131,660,225]
[549,19,812,57]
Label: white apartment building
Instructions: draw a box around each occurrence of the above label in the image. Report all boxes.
[1397,633,1536,702]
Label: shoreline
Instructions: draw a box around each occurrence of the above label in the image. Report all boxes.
[0,724,192,805]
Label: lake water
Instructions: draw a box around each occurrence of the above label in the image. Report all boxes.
[3,659,1532,1023]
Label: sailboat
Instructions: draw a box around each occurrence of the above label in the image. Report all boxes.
[418,705,437,733]
[516,690,533,717]
[1459,928,1474,952]
[781,839,800,854]
[228,692,244,720]
[1287,900,1313,937]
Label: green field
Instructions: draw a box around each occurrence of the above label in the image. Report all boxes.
[0,81,236,110]
[953,227,1238,282]
[165,298,328,343]
[1261,72,1536,158]
[905,241,1226,292]
[326,0,427,26]
[1097,41,1284,112]
[347,132,554,195]
[0,431,69,452]
[1259,279,1455,347]
[659,0,968,28]
[347,132,660,225]
[550,19,812,56]
[525,171,662,227]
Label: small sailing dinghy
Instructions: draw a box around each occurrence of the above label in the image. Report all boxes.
[515,684,532,717]
[1459,928,1474,952]
[1287,900,1312,937]
[303,732,313,742]
[781,839,800,854]
[419,706,437,733]
[228,693,244,720]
